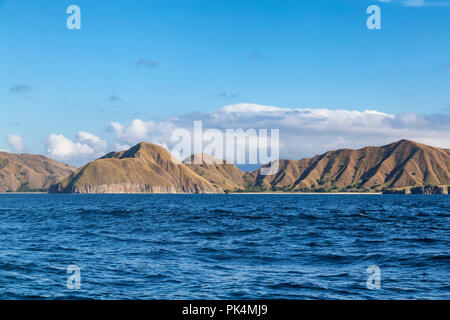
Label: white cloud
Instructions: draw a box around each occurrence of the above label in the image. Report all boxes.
[44,132,107,162]
[221,103,281,113]
[39,104,449,165]
[113,142,131,151]
[108,103,450,161]
[110,119,154,145]
[45,134,93,159]
[77,131,107,150]
[6,134,24,153]
[110,118,179,150]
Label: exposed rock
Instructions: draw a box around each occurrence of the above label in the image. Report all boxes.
[382,185,449,194]
[51,142,223,194]
[410,185,448,195]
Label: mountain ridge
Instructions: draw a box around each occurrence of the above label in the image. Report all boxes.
[244,139,450,192]
[2,139,448,194]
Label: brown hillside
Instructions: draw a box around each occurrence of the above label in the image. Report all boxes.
[52,142,223,193]
[184,154,246,191]
[0,152,75,192]
[248,140,450,192]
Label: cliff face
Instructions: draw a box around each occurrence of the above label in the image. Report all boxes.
[383,185,449,194]
[51,143,223,194]
[246,140,450,192]
[0,152,75,192]
[184,154,246,191]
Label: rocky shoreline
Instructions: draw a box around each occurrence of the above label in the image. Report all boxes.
[50,183,223,194]
[382,185,449,195]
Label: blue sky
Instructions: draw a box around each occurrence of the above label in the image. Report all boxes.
[1,0,449,163]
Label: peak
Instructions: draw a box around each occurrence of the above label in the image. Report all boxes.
[100,142,171,160]
[129,142,163,150]
[391,139,432,149]
[396,139,418,145]
[124,142,170,157]
[134,142,155,147]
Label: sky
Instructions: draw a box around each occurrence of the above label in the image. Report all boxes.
[1,0,449,165]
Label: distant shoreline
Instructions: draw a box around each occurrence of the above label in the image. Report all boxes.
[229,192,382,195]
[1,192,383,195]
[0,192,48,194]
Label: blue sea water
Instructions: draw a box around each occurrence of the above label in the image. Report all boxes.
[0,194,448,300]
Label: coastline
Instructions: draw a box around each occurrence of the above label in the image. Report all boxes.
[1,192,383,195]
[229,192,382,195]
[0,192,48,194]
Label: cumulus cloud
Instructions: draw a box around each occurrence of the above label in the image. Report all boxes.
[108,103,450,161]
[44,132,107,162]
[77,131,107,150]
[110,119,154,145]
[33,104,450,165]
[6,134,25,153]
[110,118,176,151]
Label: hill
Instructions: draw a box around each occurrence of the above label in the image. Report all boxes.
[246,139,450,192]
[48,139,450,194]
[51,142,223,193]
[184,154,246,191]
[0,152,75,192]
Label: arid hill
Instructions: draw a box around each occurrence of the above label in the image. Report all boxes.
[0,152,75,192]
[48,139,450,194]
[246,139,450,192]
[51,142,223,193]
[184,154,246,191]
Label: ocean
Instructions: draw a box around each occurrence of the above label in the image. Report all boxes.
[0,194,448,299]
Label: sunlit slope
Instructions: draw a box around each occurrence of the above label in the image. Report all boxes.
[184,154,246,191]
[0,152,75,192]
[247,140,450,192]
[52,143,222,193]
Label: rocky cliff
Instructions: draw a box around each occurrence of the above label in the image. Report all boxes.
[51,142,223,193]
[383,185,449,194]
